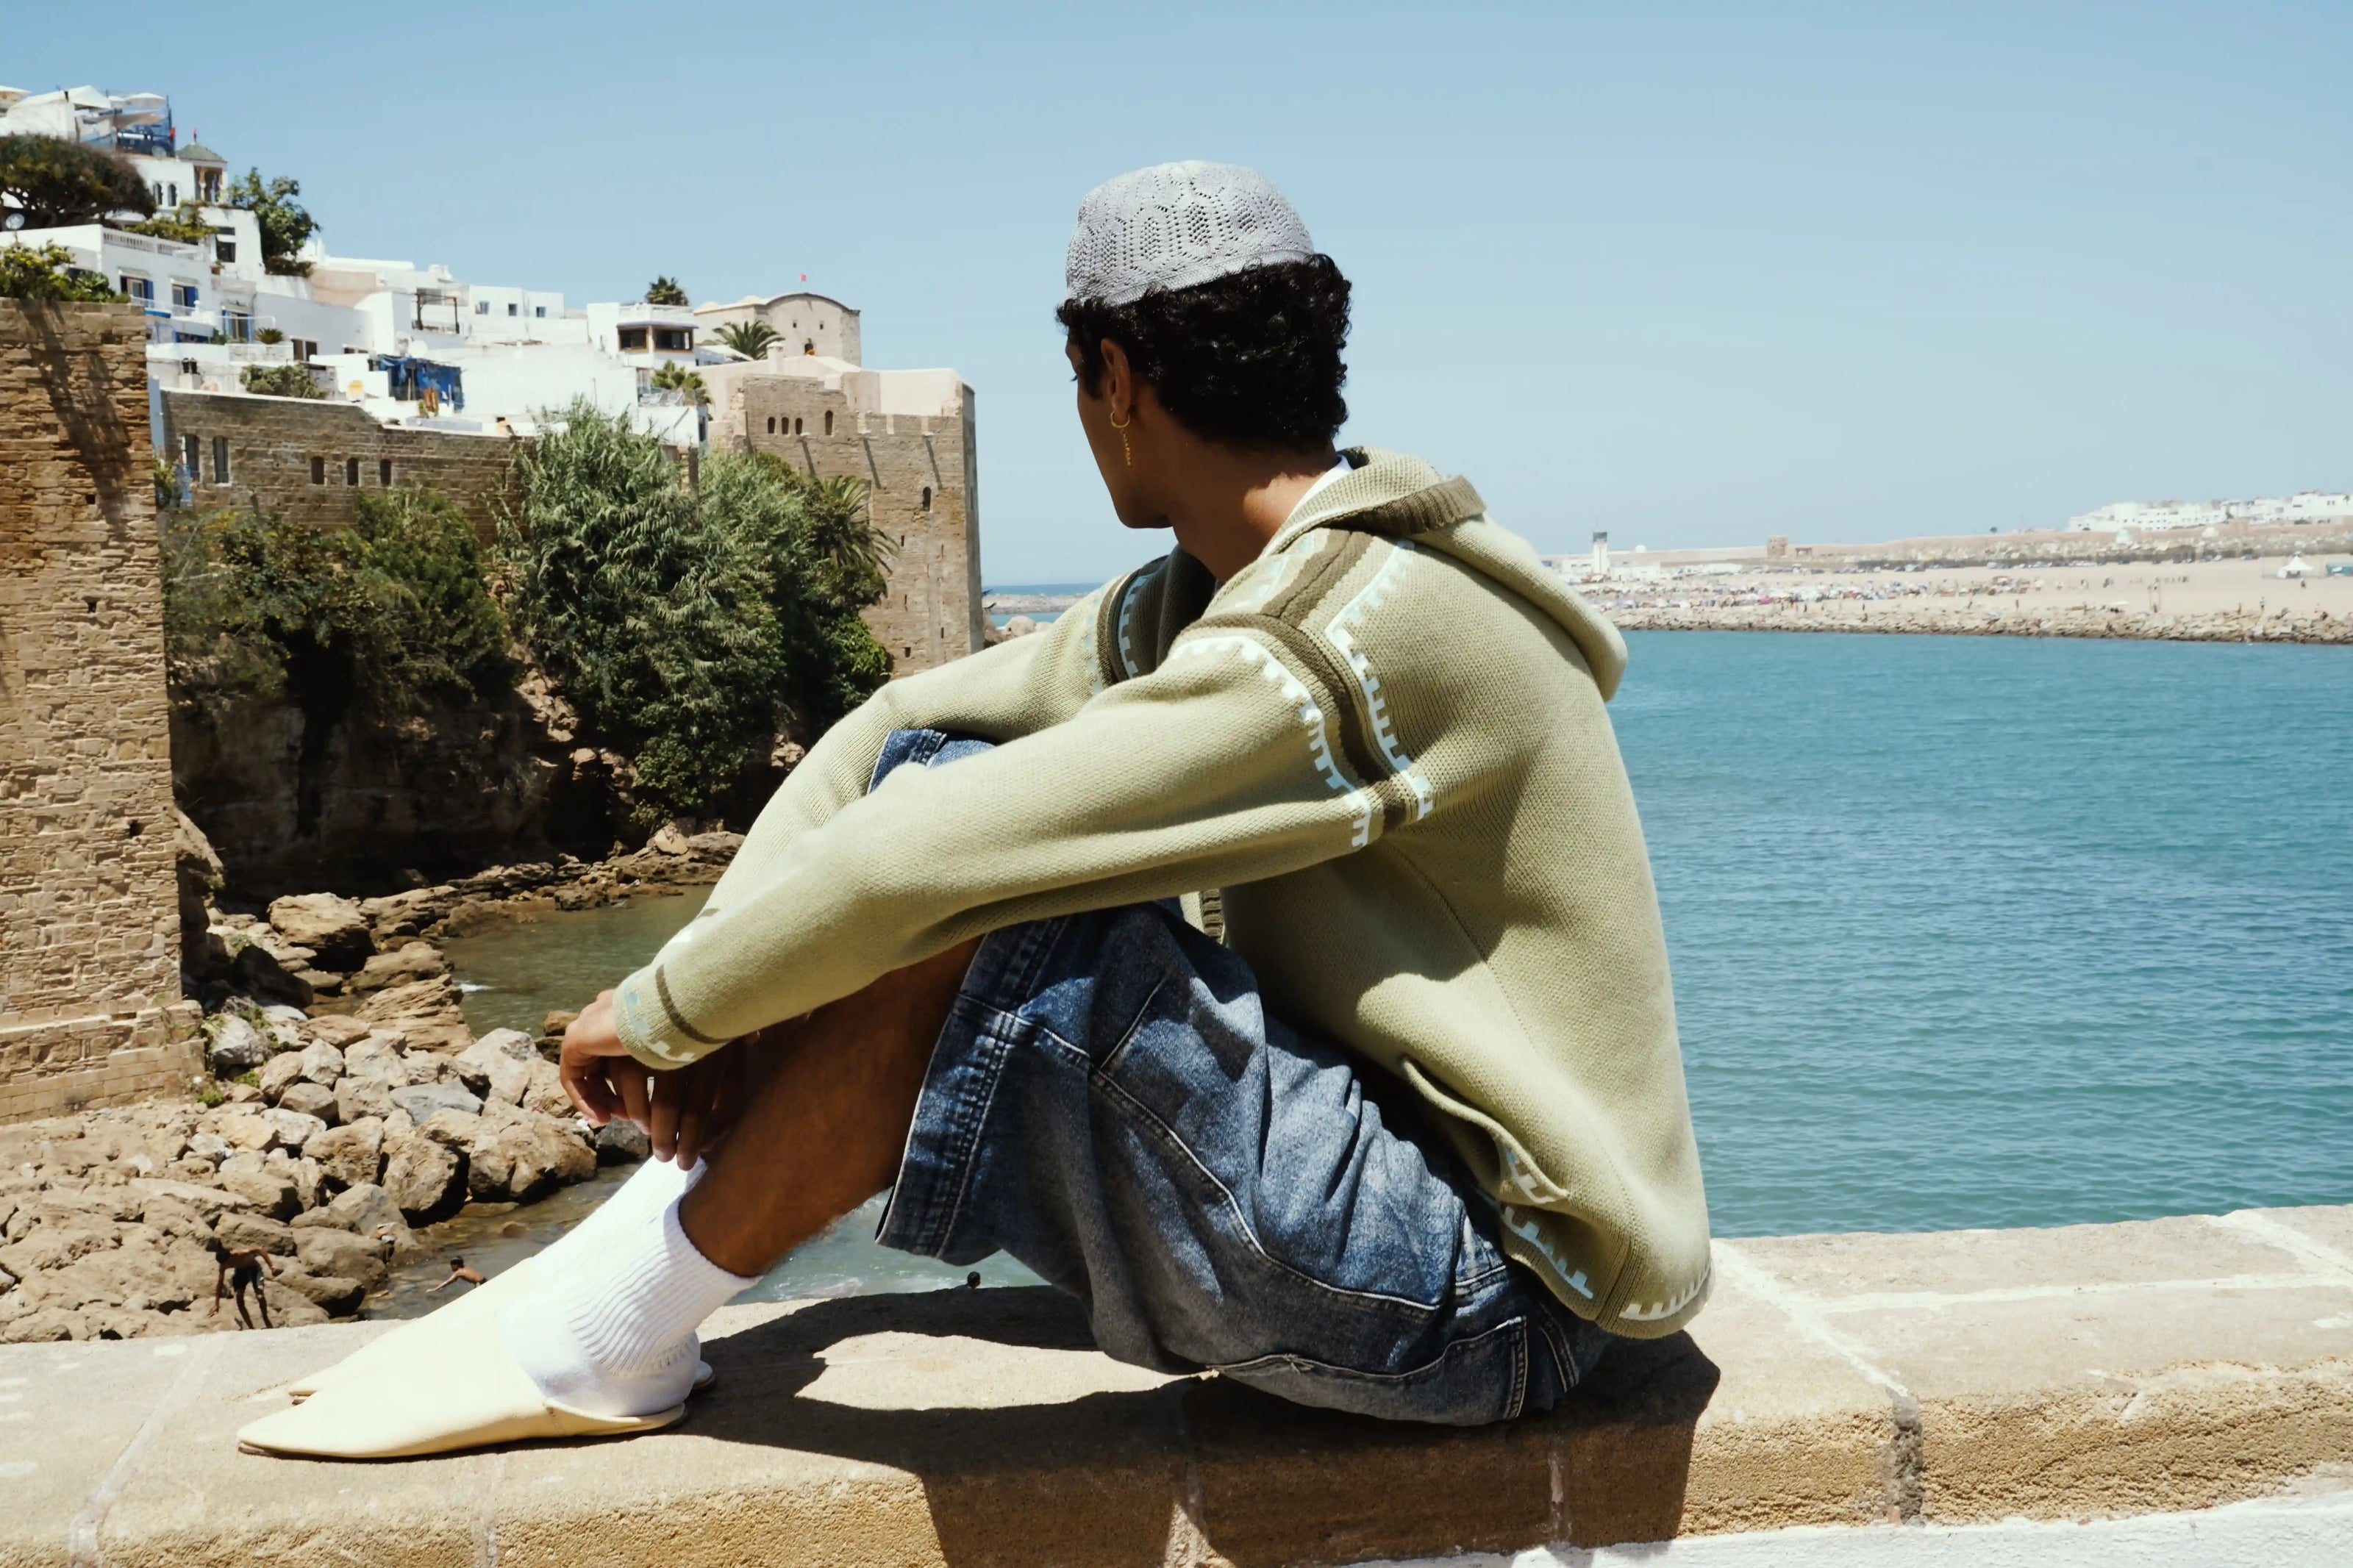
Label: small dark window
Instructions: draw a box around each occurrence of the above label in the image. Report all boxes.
[823,409,833,435]
[654,328,690,352]
[766,416,776,434]
[379,458,393,486]
[617,327,649,351]
[904,645,913,658]
[507,302,518,317]
[310,456,326,484]
[211,437,230,484]
[921,486,932,511]
[534,305,546,318]
[793,417,802,435]
[345,457,360,487]
[180,433,199,473]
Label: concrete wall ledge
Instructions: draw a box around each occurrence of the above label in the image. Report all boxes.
[2,1203,2349,1566]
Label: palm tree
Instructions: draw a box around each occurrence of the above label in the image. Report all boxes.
[715,320,780,360]
[645,276,688,306]
[649,361,710,407]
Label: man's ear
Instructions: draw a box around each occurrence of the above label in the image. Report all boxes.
[1098,337,1132,422]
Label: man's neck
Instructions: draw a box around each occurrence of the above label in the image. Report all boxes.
[1160,444,1340,581]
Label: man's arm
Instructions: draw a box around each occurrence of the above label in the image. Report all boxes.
[611,623,1392,1068]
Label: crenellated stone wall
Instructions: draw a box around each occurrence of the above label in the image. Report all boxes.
[156,389,521,543]
[0,301,197,1125]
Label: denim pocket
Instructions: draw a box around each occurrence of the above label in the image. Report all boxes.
[1211,1314,1533,1425]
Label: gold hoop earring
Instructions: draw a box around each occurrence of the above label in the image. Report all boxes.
[1109,409,1132,466]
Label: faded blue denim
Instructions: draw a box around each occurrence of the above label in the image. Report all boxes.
[870,728,1615,1425]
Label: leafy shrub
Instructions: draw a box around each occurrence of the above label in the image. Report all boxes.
[501,404,892,820]
[126,201,216,246]
[0,240,121,302]
[221,169,315,275]
[162,487,509,725]
[715,320,779,359]
[644,275,688,306]
[240,362,325,399]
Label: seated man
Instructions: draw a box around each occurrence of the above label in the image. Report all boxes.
[242,162,1709,1458]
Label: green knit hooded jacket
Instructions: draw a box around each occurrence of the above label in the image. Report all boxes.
[614,447,1713,1338]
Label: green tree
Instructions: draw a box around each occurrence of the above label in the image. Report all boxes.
[221,169,316,275]
[501,404,892,820]
[715,319,779,359]
[126,200,215,246]
[644,276,688,306]
[240,363,326,399]
[0,135,153,228]
[0,240,121,301]
[160,490,509,723]
[649,361,709,406]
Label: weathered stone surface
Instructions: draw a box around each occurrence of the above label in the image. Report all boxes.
[211,1211,295,1256]
[213,1165,299,1221]
[454,1028,538,1103]
[344,942,449,995]
[595,1117,651,1164]
[264,892,375,971]
[301,1118,384,1191]
[290,1180,404,1240]
[0,304,192,1128]
[390,1081,483,1125]
[275,1269,366,1316]
[256,1050,307,1103]
[304,1014,373,1049]
[381,1136,465,1223]
[355,975,472,1053]
[201,1014,268,1075]
[274,1080,338,1123]
[292,1225,387,1288]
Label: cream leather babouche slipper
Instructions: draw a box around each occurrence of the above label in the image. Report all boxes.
[238,1309,685,1460]
[285,1256,713,1401]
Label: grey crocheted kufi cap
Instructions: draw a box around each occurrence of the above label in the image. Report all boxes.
[1064,161,1316,306]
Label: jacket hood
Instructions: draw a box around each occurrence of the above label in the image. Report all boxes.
[1272,447,1629,701]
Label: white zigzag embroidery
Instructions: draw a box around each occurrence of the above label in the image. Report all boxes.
[1620,1267,1712,1323]
[1174,636,1375,847]
[1226,530,1321,615]
[1500,1203,1594,1300]
[1324,541,1435,821]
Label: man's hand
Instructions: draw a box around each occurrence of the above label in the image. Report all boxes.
[560,991,763,1167]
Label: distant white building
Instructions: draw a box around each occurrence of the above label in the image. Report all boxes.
[2068,493,2352,531]
[693,291,860,361]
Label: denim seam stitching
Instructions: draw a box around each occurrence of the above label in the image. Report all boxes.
[915,1012,1016,1259]
[1090,1071,1448,1316]
[1210,1313,1529,1386]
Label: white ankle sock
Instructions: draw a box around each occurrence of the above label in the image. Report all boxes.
[531,1154,703,1274]
[501,1195,754,1418]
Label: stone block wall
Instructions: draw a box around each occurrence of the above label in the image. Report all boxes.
[157,390,521,542]
[738,378,985,673]
[0,302,196,1125]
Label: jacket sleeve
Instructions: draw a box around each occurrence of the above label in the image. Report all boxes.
[613,625,1379,1067]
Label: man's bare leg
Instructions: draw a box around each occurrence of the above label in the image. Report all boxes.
[678,936,982,1277]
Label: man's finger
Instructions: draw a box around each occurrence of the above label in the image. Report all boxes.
[562,1059,615,1125]
[649,1073,681,1162]
[617,1060,653,1133]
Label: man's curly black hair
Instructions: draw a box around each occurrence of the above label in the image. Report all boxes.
[1057,256,1351,450]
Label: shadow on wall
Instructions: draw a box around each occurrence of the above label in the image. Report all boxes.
[691,1286,1718,1564]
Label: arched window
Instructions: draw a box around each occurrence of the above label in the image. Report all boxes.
[823,409,833,435]
[793,417,802,435]
[766,416,776,433]
[921,486,932,511]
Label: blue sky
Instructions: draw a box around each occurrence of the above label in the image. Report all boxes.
[13,2,2349,581]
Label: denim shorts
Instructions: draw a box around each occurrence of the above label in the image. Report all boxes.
[869,728,1615,1425]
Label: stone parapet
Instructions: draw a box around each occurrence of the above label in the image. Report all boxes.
[1,1203,2347,1564]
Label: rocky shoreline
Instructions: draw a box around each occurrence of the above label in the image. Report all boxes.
[0,830,740,1345]
[1607,600,2352,642]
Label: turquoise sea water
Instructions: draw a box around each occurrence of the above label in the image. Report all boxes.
[1616,631,2352,1238]
[435,632,2351,1300]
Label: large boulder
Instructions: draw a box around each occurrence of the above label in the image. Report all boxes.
[275,1270,366,1317]
[257,1052,309,1103]
[292,1181,404,1239]
[595,1118,651,1165]
[381,1137,465,1223]
[344,944,449,995]
[294,1039,346,1085]
[463,1106,597,1204]
[304,1015,374,1049]
[293,1226,388,1289]
[265,894,375,973]
[276,1081,339,1123]
[453,1030,538,1105]
[213,1211,296,1256]
[390,1082,482,1125]
[172,807,225,937]
[214,1164,299,1221]
[302,1119,384,1191]
[202,1014,269,1077]
[356,976,471,1053]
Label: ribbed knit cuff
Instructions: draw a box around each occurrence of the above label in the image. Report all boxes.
[614,966,709,1070]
